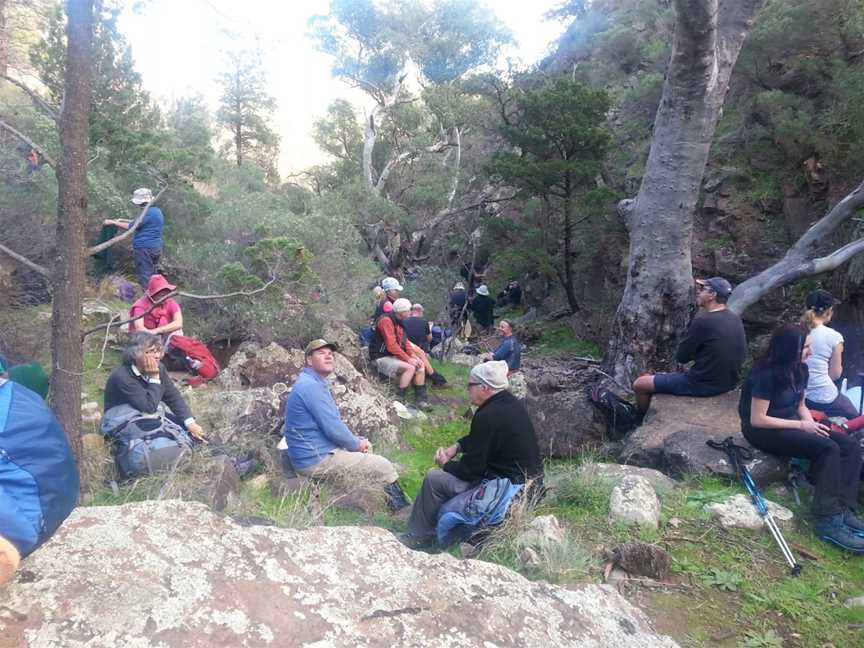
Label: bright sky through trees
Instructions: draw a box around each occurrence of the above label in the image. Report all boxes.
[118,0,564,173]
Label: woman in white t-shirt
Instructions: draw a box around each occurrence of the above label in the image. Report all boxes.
[801,289,859,419]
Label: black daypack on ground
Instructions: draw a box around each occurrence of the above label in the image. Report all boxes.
[588,384,641,441]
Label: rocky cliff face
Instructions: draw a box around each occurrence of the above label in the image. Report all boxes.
[0,501,679,648]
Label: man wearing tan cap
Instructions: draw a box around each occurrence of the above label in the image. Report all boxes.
[283,339,410,511]
[400,361,543,549]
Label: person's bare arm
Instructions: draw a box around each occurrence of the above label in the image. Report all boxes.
[749,397,828,436]
[103,218,131,230]
[829,342,844,381]
[151,310,183,336]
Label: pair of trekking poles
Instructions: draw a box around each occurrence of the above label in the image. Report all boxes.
[707,437,802,576]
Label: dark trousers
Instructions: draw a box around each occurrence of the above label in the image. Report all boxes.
[806,393,859,419]
[134,247,161,288]
[407,469,472,540]
[744,425,862,516]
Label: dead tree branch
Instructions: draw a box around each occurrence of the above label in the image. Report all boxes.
[0,243,50,276]
[729,178,864,314]
[0,73,59,122]
[0,117,57,168]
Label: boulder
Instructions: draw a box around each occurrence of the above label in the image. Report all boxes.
[609,475,661,529]
[576,462,679,495]
[517,514,566,551]
[450,352,483,368]
[620,392,788,485]
[212,341,399,446]
[521,359,602,458]
[0,501,680,648]
[705,493,793,530]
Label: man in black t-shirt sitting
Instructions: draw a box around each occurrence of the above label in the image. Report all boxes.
[403,303,432,352]
[633,276,747,420]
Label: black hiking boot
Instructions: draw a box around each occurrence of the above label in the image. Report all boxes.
[395,386,408,402]
[384,481,411,512]
[815,514,864,553]
[429,371,448,388]
[397,531,435,551]
[842,509,864,535]
[414,384,433,411]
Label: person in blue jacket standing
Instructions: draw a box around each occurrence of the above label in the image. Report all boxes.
[0,355,79,585]
[104,187,165,288]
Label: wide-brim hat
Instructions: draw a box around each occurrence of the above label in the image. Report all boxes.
[475,285,490,296]
[131,187,154,205]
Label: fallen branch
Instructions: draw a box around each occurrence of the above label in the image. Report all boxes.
[86,185,168,256]
[0,118,57,168]
[0,243,50,276]
[177,273,278,301]
[0,73,59,122]
[96,312,120,368]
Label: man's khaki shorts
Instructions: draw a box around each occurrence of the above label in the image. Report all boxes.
[375,356,410,378]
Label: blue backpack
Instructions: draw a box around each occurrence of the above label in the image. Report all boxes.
[436,477,522,547]
[0,379,79,558]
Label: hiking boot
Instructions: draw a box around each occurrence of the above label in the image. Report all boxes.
[814,514,864,553]
[429,372,448,388]
[384,481,411,512]
[395,386,408,402]
[397,531,434,551]
[414,384,433,411]
[842,509,864,535]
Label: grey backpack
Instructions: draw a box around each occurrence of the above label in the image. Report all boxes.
[100,405,193,478]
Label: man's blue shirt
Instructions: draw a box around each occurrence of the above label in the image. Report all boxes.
[133,206,164,250]
[493,335,522,370]
[283,367,360,469]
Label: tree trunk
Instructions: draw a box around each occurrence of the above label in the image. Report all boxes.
[49,0,92,459]
[605,0,763,386]
[562,175,579,313]
[0,0,7,77]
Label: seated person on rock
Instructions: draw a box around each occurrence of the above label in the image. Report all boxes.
[800,289,858,419]
[485,319,522,374]
[633,276,746,420]
[739,323,864,554]
[0,355,79,586]
[283,339,410,511]
[370,298,432,410]
[104,332,206,442]
[403,303,447,387]
[129,274,183,344]
[400,361,543,549]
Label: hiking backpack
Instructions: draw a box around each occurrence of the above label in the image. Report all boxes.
[166,335,220,385]
[0,379,79,557]
[100,404,194,479]
[588,384,640,441]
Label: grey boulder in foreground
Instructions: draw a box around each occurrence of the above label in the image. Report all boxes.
[0,500,679,648]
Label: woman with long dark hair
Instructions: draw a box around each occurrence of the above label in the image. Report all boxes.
[739,323,864,553]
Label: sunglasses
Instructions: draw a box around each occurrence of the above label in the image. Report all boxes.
[467,382,482,388]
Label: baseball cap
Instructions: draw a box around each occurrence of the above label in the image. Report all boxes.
[304,339,339,356]
[130,187,154,205]
[381,277,403,291]
[805,289,840,313]
[392,298,412,313]
[696,277,733,298]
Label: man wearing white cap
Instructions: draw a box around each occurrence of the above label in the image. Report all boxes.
[103,187,165,288]
[400,361,543,549]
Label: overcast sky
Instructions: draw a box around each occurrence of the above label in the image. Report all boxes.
[118,0,566,174]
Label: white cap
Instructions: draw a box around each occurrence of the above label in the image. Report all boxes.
[392,298,412,312]
[475,284,490,296]
[381,277,403,291]
[131,187,153,205]
[470,361,509,390]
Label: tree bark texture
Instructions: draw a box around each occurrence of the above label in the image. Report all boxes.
[605,0,764,386]
[49,0,92,459]
[728,178,864,314]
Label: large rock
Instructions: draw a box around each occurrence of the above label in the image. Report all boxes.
[609,475,661,529]
[576,462,679,495]
[521,359,602,458]
[322,321,365,371]
[0,501,679,648]
[706,493,793,530]
[620,392,787,485]
[215,341,399,445]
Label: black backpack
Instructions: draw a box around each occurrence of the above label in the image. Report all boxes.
[588,384,640,441]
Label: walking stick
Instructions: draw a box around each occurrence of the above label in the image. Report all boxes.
[707,437,802,576]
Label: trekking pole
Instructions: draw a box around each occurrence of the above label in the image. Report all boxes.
[707,437,802,576]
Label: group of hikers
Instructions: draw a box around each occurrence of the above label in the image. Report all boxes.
[5,197,864,588]
[630,277,864,553]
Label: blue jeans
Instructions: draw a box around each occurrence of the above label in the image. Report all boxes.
[134,247,161,288]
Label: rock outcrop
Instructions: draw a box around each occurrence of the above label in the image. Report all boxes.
[620,392,787,484]
[215,341,399,445]
[609,475,661,529]
[0,501,680,648]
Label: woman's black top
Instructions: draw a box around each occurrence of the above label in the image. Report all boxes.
[738,365,807,430]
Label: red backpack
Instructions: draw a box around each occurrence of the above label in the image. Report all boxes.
[167,335,220,385]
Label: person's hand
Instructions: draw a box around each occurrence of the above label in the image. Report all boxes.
[434,445,458,467]
[800,419,830,437]
[102,218,115,226]
[186,421,207,442]
[357,437,371,453]
[141,354,160,375]
[412,357,424,370]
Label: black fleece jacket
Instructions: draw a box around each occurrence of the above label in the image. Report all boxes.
[103,363,192,421]
[443,390,543,484]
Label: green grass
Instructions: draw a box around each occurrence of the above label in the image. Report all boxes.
[533,320,601,357]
